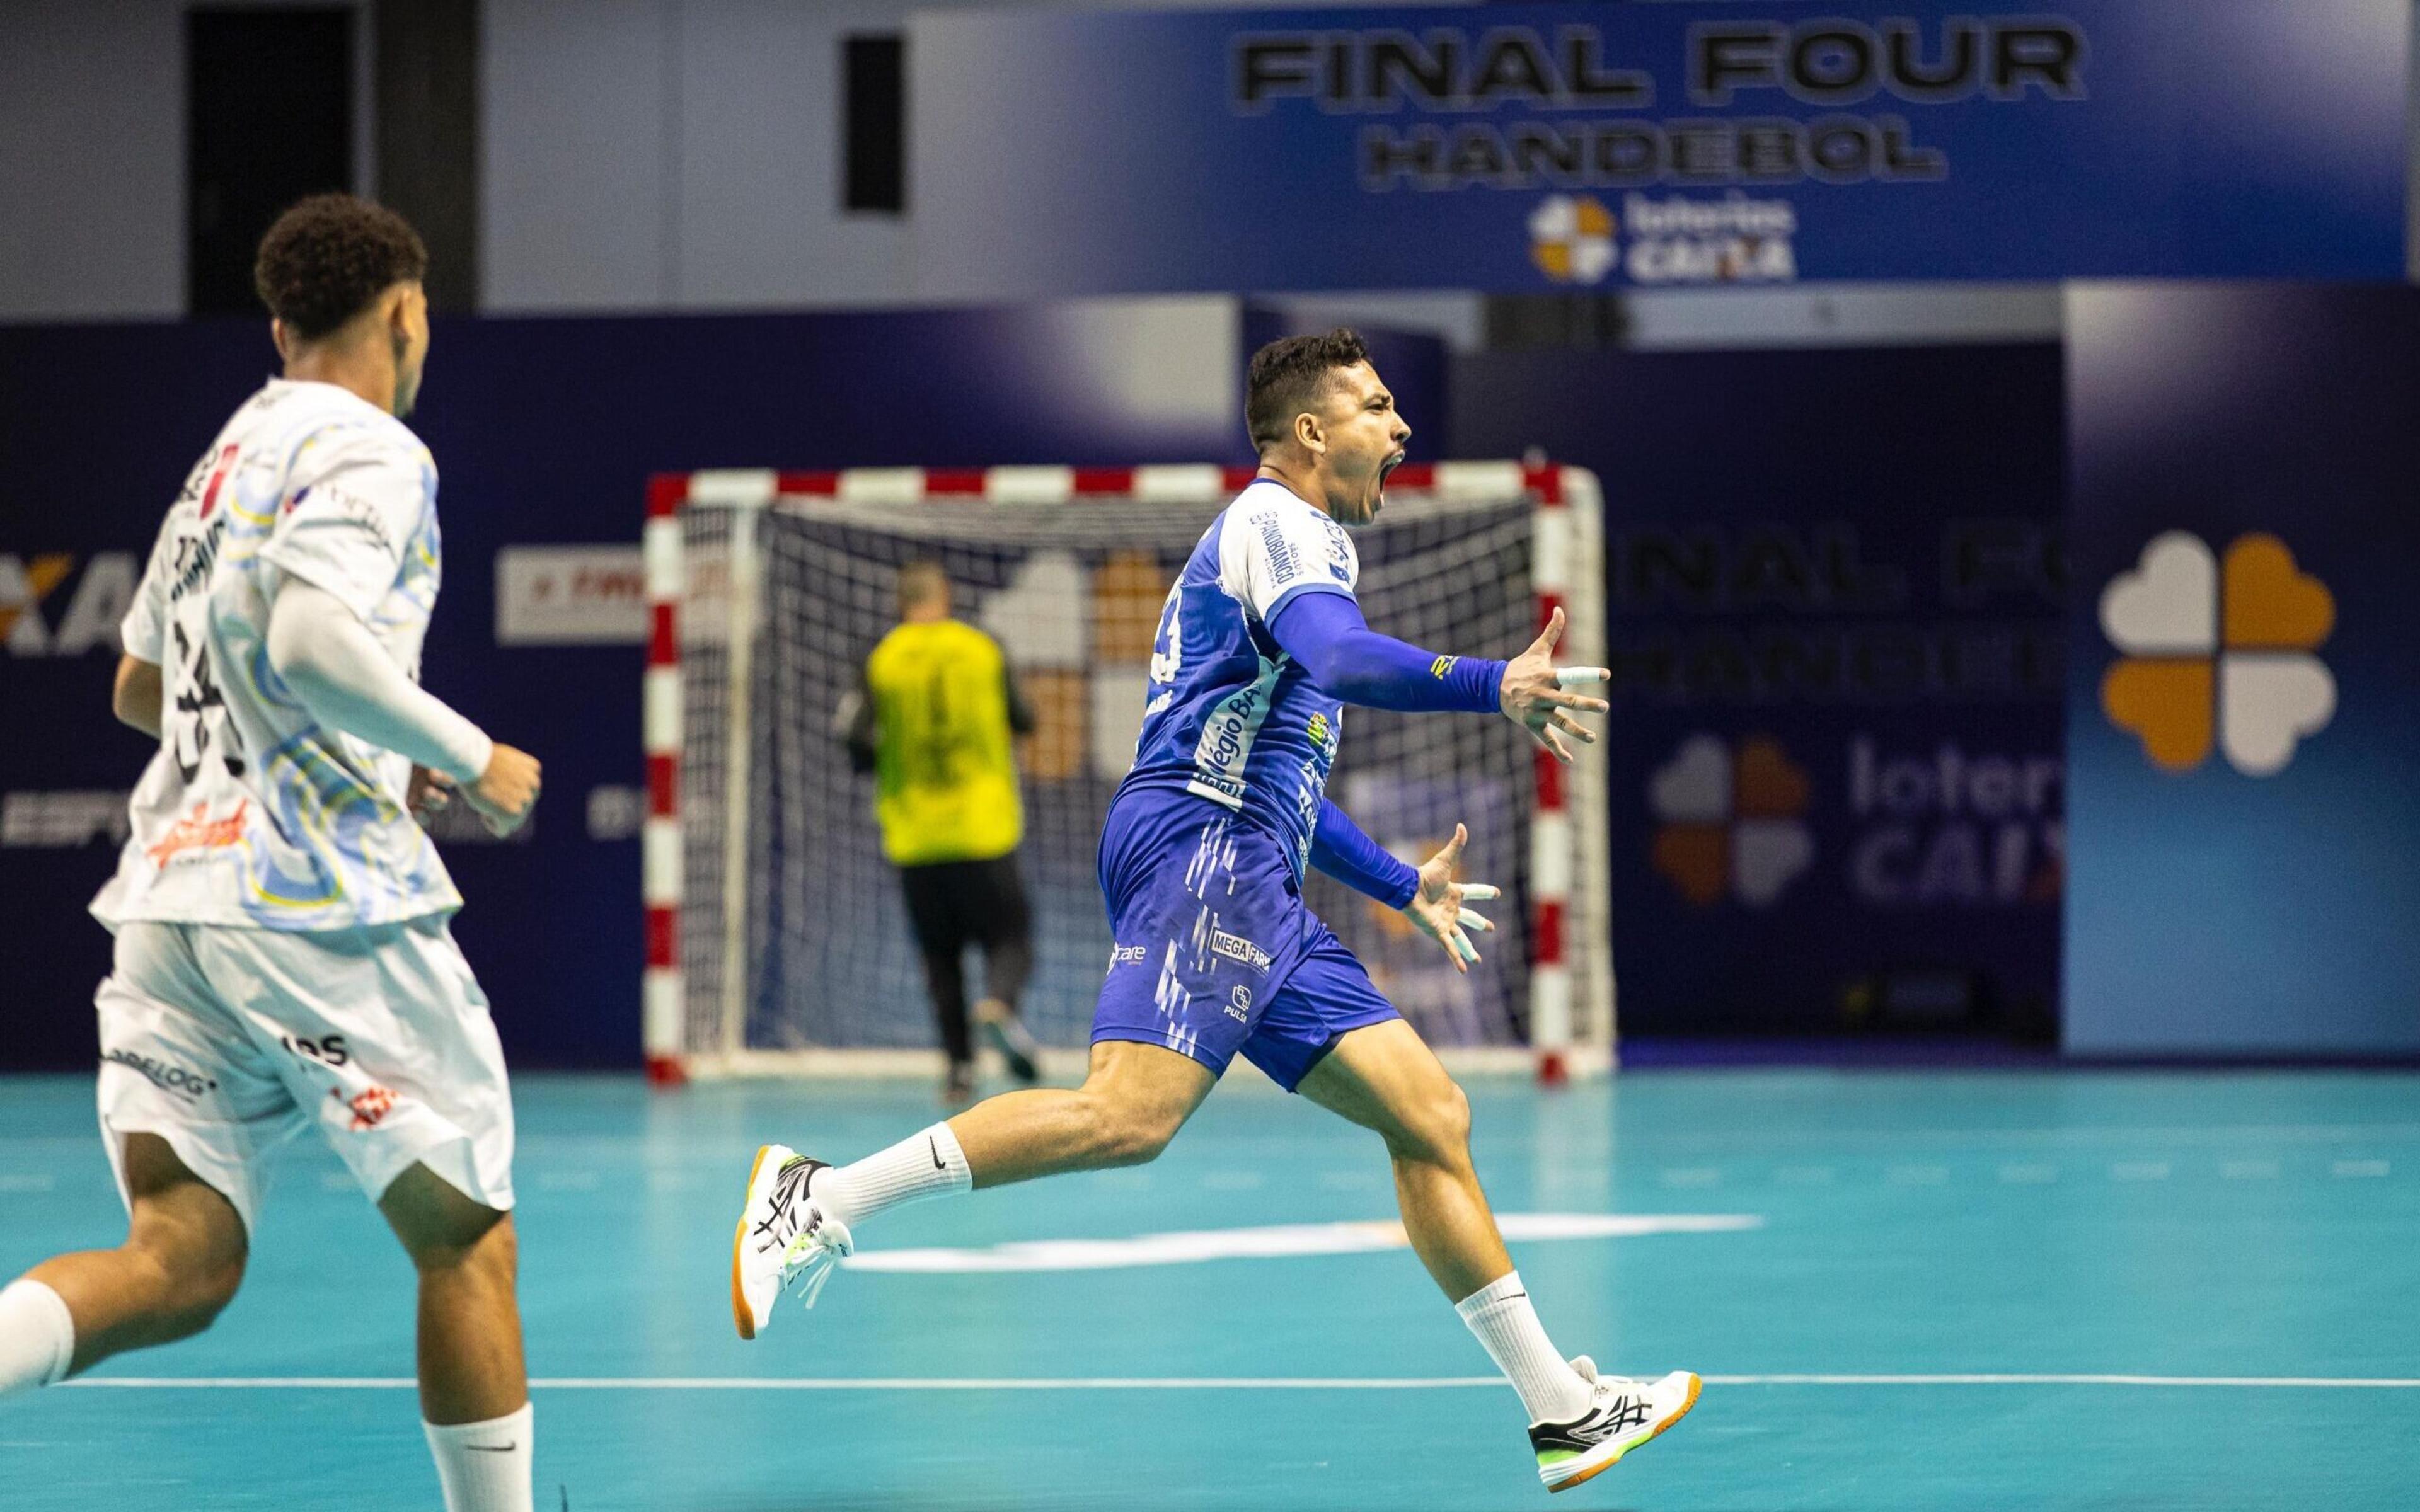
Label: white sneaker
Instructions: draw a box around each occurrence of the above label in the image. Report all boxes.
[730,1143,855,1339]
[1526,1357,1701,1492]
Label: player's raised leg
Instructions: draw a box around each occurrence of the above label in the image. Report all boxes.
[384,1165,533,1512]
[732,1038,1212,1336]
[1299,1020,1700,1492]
[1,1135,247,1397]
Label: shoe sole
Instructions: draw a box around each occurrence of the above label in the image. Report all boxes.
[1543,1374,1702,1494]
[730,1143,777,1341]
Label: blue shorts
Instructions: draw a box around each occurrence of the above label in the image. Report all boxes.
[1090,789,1399,1092]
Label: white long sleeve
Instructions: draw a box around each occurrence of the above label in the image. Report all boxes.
[265,580,493,784]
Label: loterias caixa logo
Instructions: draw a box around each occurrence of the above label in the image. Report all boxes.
[2099,532,2336,777]
[1648,733,1813,907]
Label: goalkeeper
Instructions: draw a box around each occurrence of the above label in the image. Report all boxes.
[843,560,1046,1102]
[746,331,1697,1494]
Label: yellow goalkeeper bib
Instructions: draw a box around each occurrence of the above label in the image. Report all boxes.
[863,619,1024,866]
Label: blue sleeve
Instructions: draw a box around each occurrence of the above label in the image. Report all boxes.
[1267,592,1505,714]
[1310,799,1420,909]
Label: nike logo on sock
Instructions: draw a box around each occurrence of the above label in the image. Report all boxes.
[930,1137,947,1171]
[466,1442,517,1453]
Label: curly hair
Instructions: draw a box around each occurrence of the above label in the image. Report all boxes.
[252,193,428,340]
[1244,328,1371,454]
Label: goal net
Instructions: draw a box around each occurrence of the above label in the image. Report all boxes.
[642,463,1611,1082]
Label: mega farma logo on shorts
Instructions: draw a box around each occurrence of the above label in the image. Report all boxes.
[2099,532,2336,776]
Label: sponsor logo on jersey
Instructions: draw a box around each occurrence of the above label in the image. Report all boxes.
[1429,655,1457,679]
[1209,928,1273,972]
[102,1048,219,1100]
[144,799,251,868]
[1256,512,1301,581]
[1109,943,1150,969]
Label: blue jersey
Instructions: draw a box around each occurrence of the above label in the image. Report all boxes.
[1115,480,1361,877]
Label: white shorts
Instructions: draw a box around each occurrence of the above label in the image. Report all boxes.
[95,917,515,1235]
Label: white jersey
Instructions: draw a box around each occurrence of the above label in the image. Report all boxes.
[93,378,462,932]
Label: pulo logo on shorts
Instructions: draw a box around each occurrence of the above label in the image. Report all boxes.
[2099,532,2336,776]
[101,1048,219,1101]
[1226,985,1252,1023]
[1209,928,1273,973]
[1530,195,1618,285]
[1648,733,1812,907]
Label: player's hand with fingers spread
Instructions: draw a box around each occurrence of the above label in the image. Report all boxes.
[1499,605,1610,765]
[464,743,542,837]
[1400,823,1499,975]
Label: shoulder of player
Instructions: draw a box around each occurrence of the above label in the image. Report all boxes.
[275,390,435,488]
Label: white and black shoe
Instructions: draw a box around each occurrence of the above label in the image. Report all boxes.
[730,1144,855,1339]
[1527,1357,1701,1492]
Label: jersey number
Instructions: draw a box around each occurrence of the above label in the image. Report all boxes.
[169,621,245,783]
[1148,583,1184,687]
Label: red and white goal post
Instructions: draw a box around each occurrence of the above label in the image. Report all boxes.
[642,462,1613,1085]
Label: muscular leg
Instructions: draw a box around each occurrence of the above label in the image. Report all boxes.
[379,1163,526,1425]
[1297,1018,1509,1299]
[20,1133,248,1375]
[950,1039,1214,1188]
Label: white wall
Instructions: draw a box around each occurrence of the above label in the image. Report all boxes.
[480,0,1444,314]
[0,0,376,323]
[0,2,183,320]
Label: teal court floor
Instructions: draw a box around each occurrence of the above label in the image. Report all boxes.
[3,1068,2414,1510]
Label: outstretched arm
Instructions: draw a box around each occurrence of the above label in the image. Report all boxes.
[1310,798,1419,908]
[1310,803,1500,975]
[1268,594,1611,762]
[1267,591,1504,713]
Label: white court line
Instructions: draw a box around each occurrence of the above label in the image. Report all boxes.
[65,1374,2420,1390]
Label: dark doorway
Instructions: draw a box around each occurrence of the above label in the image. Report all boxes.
[188,8,355,316]
[843,34,906,214]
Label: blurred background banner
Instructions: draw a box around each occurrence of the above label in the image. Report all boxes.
[910,1,2411,298]
[2063,284,2420,1057]
[1457,343,2066,1038]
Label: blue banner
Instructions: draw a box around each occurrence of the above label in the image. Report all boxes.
[2063,285,2420,1057]
[912,2,2408,295]
[1455,343,2067,1038]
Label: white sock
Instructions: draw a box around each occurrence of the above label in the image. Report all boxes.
[424,1401,534,1512]
[1455,1271,1591,1424]
[821,1121,973,1228]
[0,1278,76,1398]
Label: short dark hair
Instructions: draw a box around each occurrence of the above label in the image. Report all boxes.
[1245,328,1371,453]
[253,193,428,340]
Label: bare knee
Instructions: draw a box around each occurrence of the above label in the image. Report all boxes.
[1080,1091,1186,1168]
[1386,1078,1472,1167]
[122,1229,245,1341]
[409,1209,516,1285]
[381,1164,515,1280]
